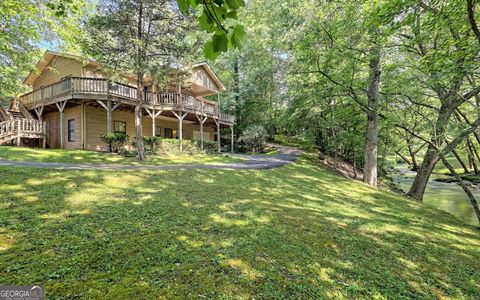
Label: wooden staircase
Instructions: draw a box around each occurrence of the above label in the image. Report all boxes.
[0,119,46,146]
[0,100,46,146]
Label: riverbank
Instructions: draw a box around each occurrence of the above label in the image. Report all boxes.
[393,163,480,226]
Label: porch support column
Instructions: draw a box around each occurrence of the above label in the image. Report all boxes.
[97,100,121,133]
[172,111,187,151]
[230,125,234,153]
[34,106,46,148]
[42,121,47,149]
[34,106,44,121]
[55,101,67,149]
[16,119,21,146]
[195,114,207,150]
[145,108,163,136]
[214,119,221,153]
[81,102,86,150]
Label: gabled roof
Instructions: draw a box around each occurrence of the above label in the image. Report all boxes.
[192,62,226,92]
[23,50,97,85]
[23,51,226,93]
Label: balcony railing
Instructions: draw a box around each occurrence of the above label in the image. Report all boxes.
[19,77,235,124]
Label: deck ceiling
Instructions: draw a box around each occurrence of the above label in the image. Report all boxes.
[36,100,220,128]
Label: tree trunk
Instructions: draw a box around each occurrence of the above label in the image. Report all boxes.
[408,145,439,200]
[467,138,479,174]
[395,150,412,166]
[471,139,480,166]
[333,130,338,170]
[407,143,419,171]
[408,105,454,200]
[452,149,470,174]
[136,79,146,160]
[440,155,480,225]
[352,145,358,180]
[134,3,146,161]
[233,57,241,137]
[363,34,381,187]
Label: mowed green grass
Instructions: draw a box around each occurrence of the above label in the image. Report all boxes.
[0,156,479,299]
[0,146,242,165]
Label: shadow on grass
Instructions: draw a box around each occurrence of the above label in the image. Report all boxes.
[0,146,241,166]
[0,157,479,298]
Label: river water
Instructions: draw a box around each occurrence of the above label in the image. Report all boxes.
[392,164,479,226]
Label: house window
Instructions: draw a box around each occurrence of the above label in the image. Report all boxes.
[164,128,173,139]
[68,119,75,142]
[155,126,161,137]
[114,121,127,134]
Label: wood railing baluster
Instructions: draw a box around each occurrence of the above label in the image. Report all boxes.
[17,77,236,125]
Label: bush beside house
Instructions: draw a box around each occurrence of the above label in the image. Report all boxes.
[238,125,267,153]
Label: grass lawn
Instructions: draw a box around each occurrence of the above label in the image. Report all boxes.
[0,146,242,165]
[274,134,313,150]
[0,155,479,298]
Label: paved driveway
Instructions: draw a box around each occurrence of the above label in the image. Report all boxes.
[0,147,301,171]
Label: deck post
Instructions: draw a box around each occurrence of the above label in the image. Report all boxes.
[230,125,234,153]
[55,100,67,149]
[16,119,21,146]
[179,115,183,151]
[151,109,156,136]
[81,102,86,149]
[97,100,121,134]
[42,121,47,149]
[172,111,187,151]
[214,119,221,153]
[195,115,207,150]
[145,108,162,136]
[107,100,112,133]
[34,106,44,122]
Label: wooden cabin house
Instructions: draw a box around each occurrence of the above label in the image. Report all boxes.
[0,51,235,152]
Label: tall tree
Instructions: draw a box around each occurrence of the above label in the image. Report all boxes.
[363,23,382,186]
[84,0,194,160]
[284,0,389,186]
[388,0,480,200]
[0,0,86,96]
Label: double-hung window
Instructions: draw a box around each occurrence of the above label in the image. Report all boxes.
[67,119,75,142]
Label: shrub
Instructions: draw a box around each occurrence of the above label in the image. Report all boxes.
[131,137,219,156]
[200,141,218,154]
[156,139,181,155]
[101,133,129,153]
[238,125,267,153]
[143,136,162,153]
[182,140,203,155]
[156,139,204,155]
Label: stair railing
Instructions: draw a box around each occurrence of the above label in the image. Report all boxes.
[0,120,15,137]
[16,101,35,119]
[0,104,12,121]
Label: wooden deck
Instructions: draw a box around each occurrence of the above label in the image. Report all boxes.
[19,77,235,125]
[0,119,46,146]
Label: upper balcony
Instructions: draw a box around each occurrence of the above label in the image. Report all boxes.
[19,77,235,125]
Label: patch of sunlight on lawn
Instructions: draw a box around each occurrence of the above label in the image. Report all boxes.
[0,146,243,165]
[210,213,250,226]
[222,258,262,280]
[0,237,15,252]
[0,155,479,299]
